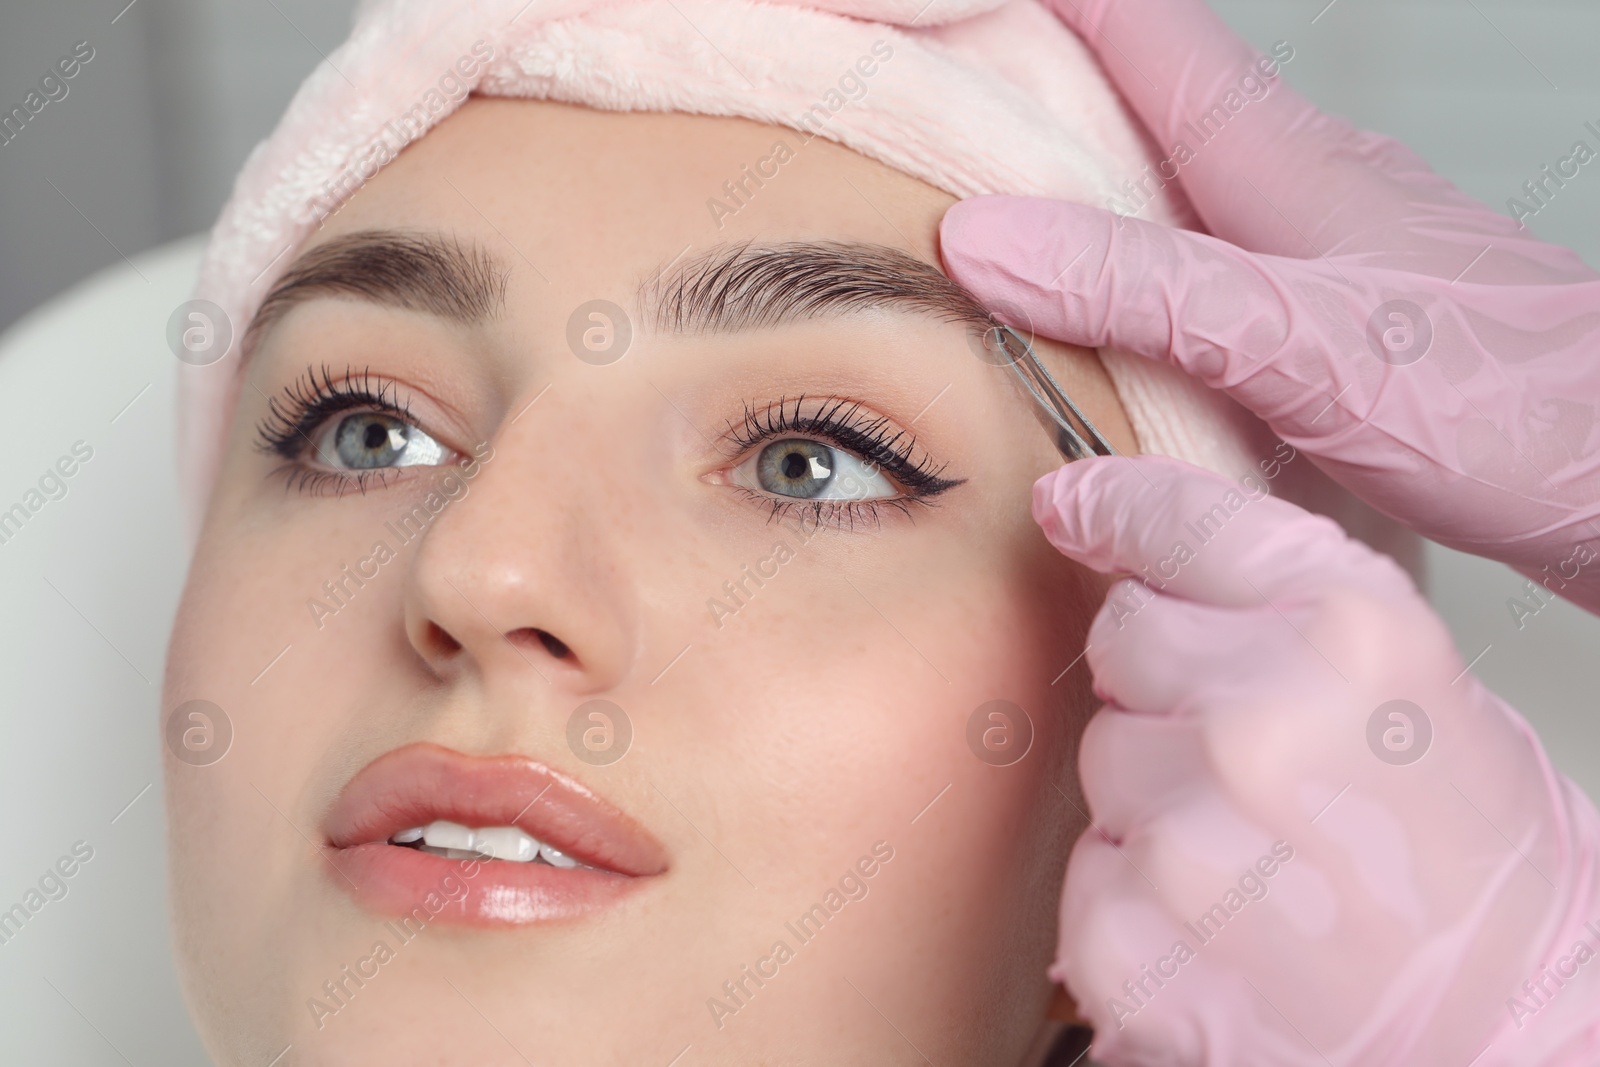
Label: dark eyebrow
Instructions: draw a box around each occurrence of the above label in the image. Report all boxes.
[639,240,994,335]
[246,230,508,354]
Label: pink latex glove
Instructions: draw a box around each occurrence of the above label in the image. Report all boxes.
[1036,454,1600,1066]
[941,0,1600,614]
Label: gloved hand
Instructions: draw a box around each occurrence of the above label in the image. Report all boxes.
[941,0,1600,614]
[1036,455,1600,1067]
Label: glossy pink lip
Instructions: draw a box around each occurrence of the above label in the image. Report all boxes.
[323,742,667,926]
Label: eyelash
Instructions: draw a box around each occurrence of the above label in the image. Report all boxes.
[721,394,964,530]
[254,364,422,497]
[253,373,966,525]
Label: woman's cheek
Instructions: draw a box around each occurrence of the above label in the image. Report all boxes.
[163,524,344,914]
[707,534,1075,867]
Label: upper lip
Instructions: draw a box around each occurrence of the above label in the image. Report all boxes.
[324,742,668,878]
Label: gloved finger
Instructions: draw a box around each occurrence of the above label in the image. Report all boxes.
[941,196,1282,375]
[1051,835,1207,1061]
[1078,583,1341,836]
[1055,805,1289,1065]
[1031,455,1414,608]
[1077,701,1320,870]
[1035,0,1452,255]
[1083,579,1296,716]
[942,196,1597,465]
[942,195,1410,432]
[1075,704,1206,843]
[1053,827,1187,988]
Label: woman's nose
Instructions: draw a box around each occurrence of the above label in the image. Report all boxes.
[401,409,637,692]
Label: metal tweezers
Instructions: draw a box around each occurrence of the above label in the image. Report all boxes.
[990,323,1117,461]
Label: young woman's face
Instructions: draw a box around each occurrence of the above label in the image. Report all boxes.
[163,98,1135,1066]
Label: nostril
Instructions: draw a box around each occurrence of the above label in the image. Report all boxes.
[497,627,575,662]
[424,621,462,658]
[535,629,571,659]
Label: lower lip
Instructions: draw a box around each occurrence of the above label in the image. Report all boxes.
[329,842,649,926]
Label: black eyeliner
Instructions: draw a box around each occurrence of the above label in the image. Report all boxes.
[725,395,965,498]
[255,364,414,461]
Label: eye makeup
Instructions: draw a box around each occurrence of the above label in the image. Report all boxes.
[714,394,965,530]
[254,364,452,497]
[253,366,965,530]
[257,365,416,459]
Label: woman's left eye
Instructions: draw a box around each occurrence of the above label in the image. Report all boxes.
[313,411,447,470]
[730,438,897,501]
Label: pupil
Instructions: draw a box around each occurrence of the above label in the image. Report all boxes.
[781,451,809,480]
[363,421,390,451]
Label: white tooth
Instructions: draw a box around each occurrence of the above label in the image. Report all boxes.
[540,843,578,868]
[475,826,540,862]
[441,848,482,860]
[422,820,477,851]
[391,827,424,844]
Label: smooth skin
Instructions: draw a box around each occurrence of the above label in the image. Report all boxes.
[163,98,1135,1066]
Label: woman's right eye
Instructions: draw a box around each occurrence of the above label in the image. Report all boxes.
[312,411,447,470]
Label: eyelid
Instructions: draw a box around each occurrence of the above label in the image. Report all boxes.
[253,365,471,502]
[717,395,963,498]
[255,365,465,465]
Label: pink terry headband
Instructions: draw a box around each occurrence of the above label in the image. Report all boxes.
[180,0,1296,535]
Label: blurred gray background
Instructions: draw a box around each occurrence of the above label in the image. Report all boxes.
[1,0,1597,1063]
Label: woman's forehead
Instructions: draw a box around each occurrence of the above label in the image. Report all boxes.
[304,97,956,273]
